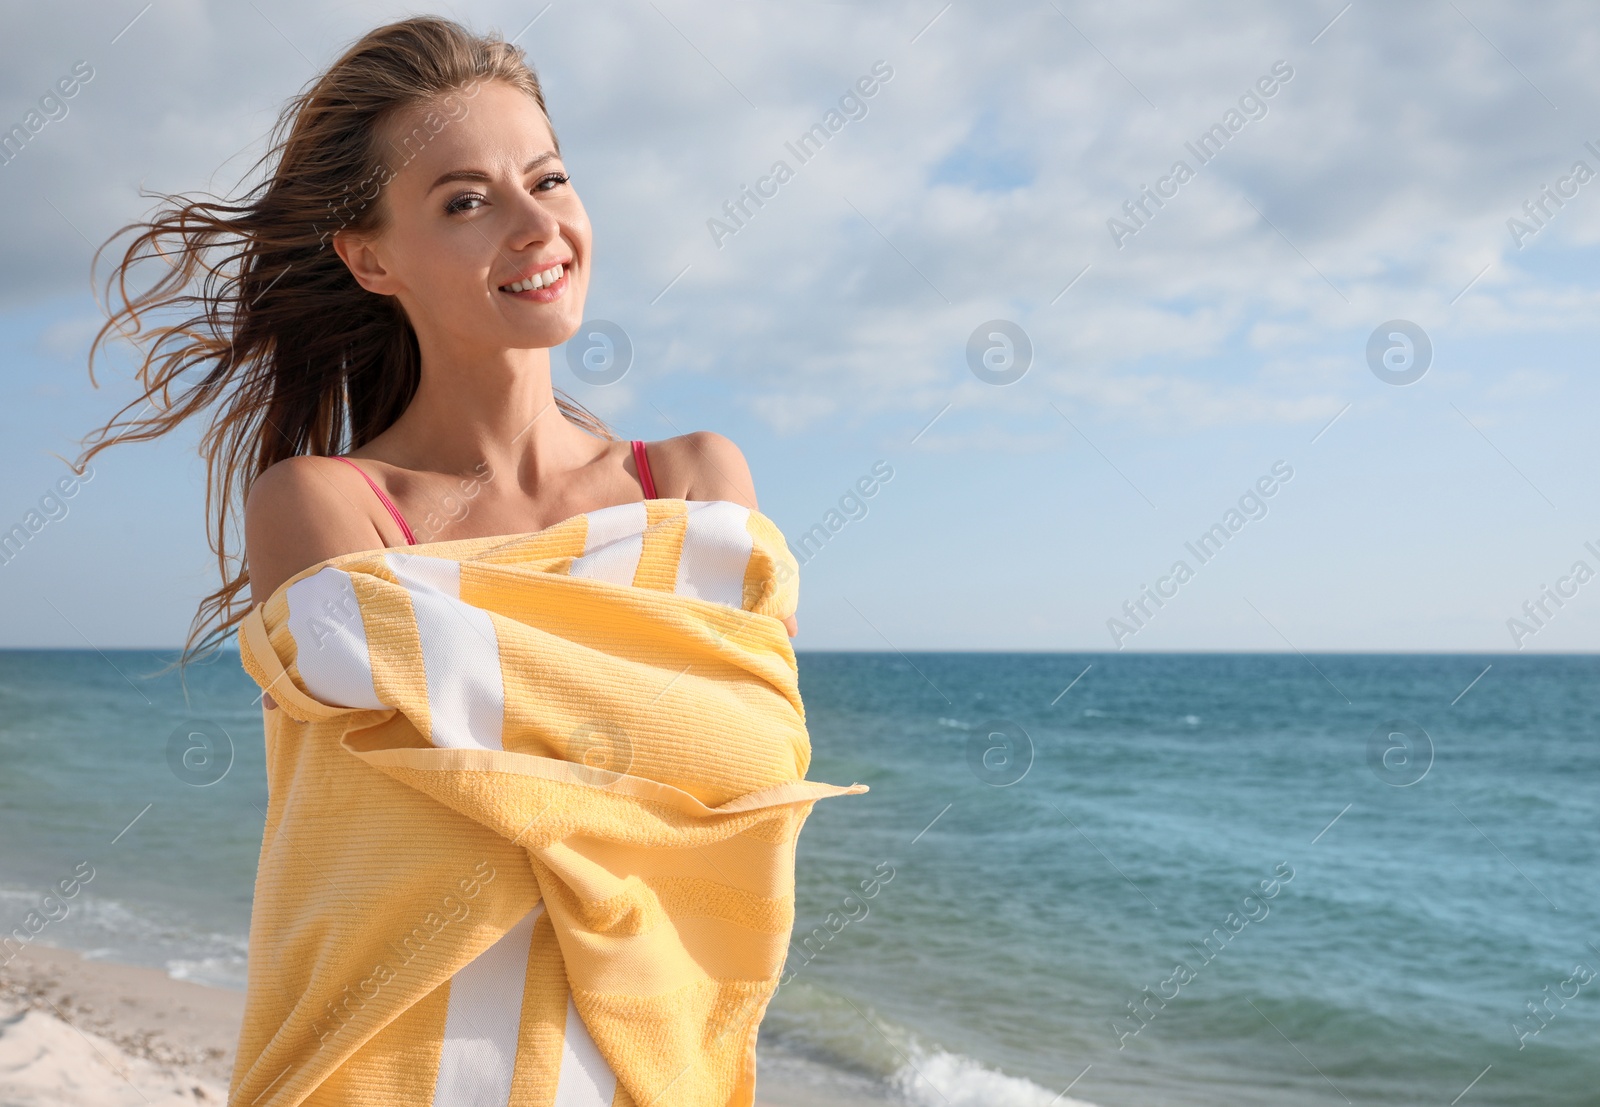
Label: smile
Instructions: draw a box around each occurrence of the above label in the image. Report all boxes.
[498,261,569,296]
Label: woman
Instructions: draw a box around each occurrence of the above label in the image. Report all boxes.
[242,59,801,651]
[78,16,861,1107]
[79,16,791,661]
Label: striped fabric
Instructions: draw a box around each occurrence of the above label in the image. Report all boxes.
[233,498,866,1107]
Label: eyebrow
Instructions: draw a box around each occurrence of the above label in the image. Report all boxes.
[427,151,561,193]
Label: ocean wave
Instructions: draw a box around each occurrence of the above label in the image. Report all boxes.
[765,982,1096,1107]
[0,879,249,990]
[890,1043,1096,1107]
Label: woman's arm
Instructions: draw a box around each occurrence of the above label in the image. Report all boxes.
[245,457,395,710]
[244,456,390,610]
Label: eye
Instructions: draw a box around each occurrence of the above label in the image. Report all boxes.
[443,173,569,215]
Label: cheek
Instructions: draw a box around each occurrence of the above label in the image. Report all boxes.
[563,204,594,265]
[414,230,496,306]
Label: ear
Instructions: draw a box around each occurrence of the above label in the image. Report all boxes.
[332,229,399,296]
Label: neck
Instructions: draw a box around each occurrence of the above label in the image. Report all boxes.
[375,345,603,487]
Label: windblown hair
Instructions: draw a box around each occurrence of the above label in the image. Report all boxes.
[74,16,612,665]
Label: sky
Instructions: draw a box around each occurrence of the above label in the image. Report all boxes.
[4,0,1600,651]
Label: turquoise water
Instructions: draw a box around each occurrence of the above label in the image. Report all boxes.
[2,650,1597,1106]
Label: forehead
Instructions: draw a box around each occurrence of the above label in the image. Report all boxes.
[385,80,557,186]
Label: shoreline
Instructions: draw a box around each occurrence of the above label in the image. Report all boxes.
[0,940,817,1106]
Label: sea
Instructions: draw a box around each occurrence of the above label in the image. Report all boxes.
[1,649,1597,1107]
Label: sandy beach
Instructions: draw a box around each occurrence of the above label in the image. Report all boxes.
[0,942,236,1104]
[0,941,812,1107]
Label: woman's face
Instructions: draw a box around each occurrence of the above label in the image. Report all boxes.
[342,79,591,356]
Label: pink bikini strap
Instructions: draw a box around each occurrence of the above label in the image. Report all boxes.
[631,439,658,499]
[330,456,416,545]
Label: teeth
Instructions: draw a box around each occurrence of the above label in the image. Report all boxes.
[502,262,564,293]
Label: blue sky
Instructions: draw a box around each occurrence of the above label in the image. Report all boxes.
[4,1,1600,650]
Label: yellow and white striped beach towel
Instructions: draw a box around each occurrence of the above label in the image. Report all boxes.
[230,497,867,1107]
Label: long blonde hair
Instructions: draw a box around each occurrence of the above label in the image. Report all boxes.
[74,16,611,664]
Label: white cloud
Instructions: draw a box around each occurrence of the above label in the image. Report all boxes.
[6,0,1600,438]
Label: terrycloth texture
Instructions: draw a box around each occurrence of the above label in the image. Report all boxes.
[230,498,867,1107]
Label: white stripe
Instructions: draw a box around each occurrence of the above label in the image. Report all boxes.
[431,902,619,1107]
[674,501,753,608]
[568,501,647,587]
[386,553,506,750]
[284,567,384,709]
[555,994,617,1107]
[432,903,541,1107]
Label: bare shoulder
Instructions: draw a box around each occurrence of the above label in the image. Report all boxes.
[244,455,388,606]
[641,431,796,636]
[645,430,758,508]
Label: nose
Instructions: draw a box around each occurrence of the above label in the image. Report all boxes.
[505,181,563,250]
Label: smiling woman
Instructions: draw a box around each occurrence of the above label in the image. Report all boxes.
[65,13,852,1107]
[73,17,793,659]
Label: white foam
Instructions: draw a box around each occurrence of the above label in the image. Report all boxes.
[166,955,250,991]
[890,1043,1098,1107]
[0,881,249,990]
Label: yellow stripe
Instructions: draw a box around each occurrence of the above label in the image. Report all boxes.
[509,910,569,1106]
[353,563,433,741]
[541,835,798,900]
[630,500,688,592]
[572,980,768,1103]
[742,509,799,619]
